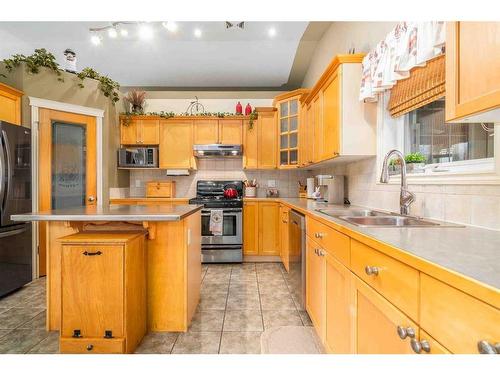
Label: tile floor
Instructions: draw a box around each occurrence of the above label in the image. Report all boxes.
[0,262,315,354]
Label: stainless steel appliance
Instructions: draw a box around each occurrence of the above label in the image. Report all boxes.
[189,180,243,263]
[193,144,242,158]
[0,121,32,297]
[118,147,158,168]
[288,210,306,309]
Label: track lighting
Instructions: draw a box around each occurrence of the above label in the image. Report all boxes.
[90,34,102,45]
[194,28,202,38]
[162,21,178,33]
[138,24,154,40]
[119,28,128,37]
[108,28,117,38]
[268,27,276,37]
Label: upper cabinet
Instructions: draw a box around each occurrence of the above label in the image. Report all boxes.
[302,54,377,164]
[0,82,23,125]
[243,107,277,169]
[445,22,500,122]
[120,118,160,145]
[159,119,195,169]
[193,119,243,145]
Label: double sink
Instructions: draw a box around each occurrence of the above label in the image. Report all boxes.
[315,207,462,228]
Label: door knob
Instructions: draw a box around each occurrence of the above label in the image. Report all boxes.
[88,196,96,203]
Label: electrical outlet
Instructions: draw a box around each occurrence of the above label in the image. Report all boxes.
[135,179,142,188]
[268,179,276,188]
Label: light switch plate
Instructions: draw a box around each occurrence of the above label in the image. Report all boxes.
[267,179,276,188]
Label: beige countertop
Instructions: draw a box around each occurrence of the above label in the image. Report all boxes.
[11,204,202,222]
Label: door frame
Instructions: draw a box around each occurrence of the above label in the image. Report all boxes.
[28,97,104,278]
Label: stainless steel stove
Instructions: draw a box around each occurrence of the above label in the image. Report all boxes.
[189,181,243,263]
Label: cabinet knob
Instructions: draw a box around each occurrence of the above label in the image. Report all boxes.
[410,339,430,354]
[477,340,500,354]
[397,326,416,340]
[314,232,324,239]
[365,265,379,276]
[86,344,94,351]
[88,195,96,203]
[318,249,326,256]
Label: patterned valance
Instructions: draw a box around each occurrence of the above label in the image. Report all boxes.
[388,54,445,117]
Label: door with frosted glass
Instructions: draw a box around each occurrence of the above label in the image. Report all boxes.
[38,108,96,275]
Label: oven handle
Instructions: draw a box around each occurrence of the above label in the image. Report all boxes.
[201,213,240,217]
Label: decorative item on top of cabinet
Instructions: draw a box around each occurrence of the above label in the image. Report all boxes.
[273,89,310,169]
[302,54,376,164]
[0,82,23,125]
[445,22,500,122]
[146,181,176,198]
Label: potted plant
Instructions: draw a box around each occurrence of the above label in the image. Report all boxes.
[124,90,146,114]
[404,152,426,173]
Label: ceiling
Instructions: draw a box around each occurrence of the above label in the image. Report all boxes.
[0,21,314,89]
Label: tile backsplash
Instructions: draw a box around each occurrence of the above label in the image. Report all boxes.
[127,159,313,198]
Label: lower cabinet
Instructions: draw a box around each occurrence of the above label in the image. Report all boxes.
[59,232,146,354]
[279,204,290,271]
[306,236,326,341]
[243,201,280,257]
[325,253,354,354]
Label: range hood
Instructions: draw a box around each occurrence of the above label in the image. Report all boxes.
[193,144,243,158]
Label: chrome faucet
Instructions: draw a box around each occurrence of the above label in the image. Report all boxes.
[379,150,416,215]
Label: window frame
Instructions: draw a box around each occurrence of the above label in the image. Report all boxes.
[377,92,500,185]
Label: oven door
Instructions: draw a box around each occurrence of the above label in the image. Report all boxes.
[201,208,242,245]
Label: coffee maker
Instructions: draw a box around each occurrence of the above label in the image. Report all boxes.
[317,175,344,204]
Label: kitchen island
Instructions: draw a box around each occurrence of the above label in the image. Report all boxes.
[12,204,202,352]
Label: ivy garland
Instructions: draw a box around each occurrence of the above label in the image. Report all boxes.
[120,111,254,126]
[248,109,258,130]
[1,48,121,105]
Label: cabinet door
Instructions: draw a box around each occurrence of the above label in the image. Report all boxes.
[219,119,243,144]
[279,205,290,271]
[306,236,326,341]
[354,277,417,354]
[120,119,139,145]
[194,119,219,144]
[243,202,259,256]
[419,330,451,354]
[258,202,279,255]
[0,83,22,125]
[325,253,354,353]
[305,103,315,165]
[322,69,340,159]
[257,111,277,169]
[140,119,160,145]
[61,245,124,338]
[446,22,500,122]
[312,94,323,163]
[159,120,193,169]
[243,120,258,169]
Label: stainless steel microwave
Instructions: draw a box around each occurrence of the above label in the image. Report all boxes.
[118,147,159,168]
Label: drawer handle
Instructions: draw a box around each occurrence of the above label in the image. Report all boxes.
[314,248,325,256]
[397,326,415,340]
[83,251,102,256]
[86,344,94,351]
[365,265,379,276]
[314,232,324,239]
[477,340,500,354]
[410,338,430,354]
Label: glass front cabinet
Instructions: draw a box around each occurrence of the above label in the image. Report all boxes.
[274,89,309,169]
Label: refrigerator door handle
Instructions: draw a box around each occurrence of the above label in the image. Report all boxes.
[1,130,12,214]
[0,227,27,238]
[0,132,6,211]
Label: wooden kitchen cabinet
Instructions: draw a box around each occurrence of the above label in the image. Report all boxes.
[219,119,243,144]
[325,253,354,353]
[321,69,340,159]
[243,120,258,169]
[311,94,323,163]
[257,110,278,169]
[306,236,326,341]
[59,232,146,354]
[258,202,280,255]
[193,119,219,144]
[279,204,290,271]
[120,118,159,145]
[0,82,22,125]
[159,119,194,169]
[354,276,416,354]
[243,201,259,256]
[446,22,500,122]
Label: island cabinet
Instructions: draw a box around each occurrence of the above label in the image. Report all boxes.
[0,82,23,125]
[445,22,500,122]
[59,232,146,354]
[159,119,195,169]
[301,54,376,164]
[243,108,277,169]
[242,201,279,257]
[120,118,160,145]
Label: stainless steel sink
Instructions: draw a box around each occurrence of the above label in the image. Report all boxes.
[316,208,390,218]
[338,215,441,227]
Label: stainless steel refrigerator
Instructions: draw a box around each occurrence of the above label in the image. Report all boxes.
[0,121,32,297]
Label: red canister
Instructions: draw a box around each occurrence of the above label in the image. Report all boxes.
[235,101,242,115]
[245,103,252,115]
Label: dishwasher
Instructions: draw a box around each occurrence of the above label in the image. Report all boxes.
[288,210,306,310]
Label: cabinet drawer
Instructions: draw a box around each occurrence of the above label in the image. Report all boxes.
[350,240,418,321]
[420,274,500,354]
[60,337,125,354]
[306,217,350,266]
[146,181,175,198]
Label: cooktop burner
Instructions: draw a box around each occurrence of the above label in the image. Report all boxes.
[189,180,244,208]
